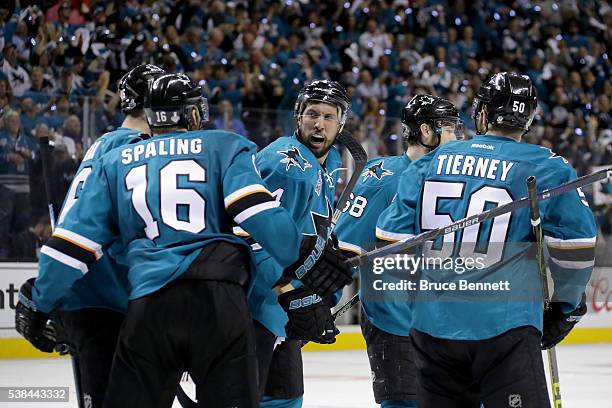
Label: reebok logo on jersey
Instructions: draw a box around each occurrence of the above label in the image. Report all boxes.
[278,146,312,172]
[362,160,394,181]
[288,293,323,309]
[471,143,495,150]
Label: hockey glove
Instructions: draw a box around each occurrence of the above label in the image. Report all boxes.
[278,286,339,344]
[15,278,57,353]
[541,294,587,350]
[284,235,352,299]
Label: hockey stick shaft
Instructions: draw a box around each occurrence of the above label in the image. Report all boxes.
[346,166,612,268]
[38,137,84,408]
[331,132,368,233]
[527,176,563,408]
[334,167,612,320]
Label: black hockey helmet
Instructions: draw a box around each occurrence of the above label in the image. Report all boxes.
[294,80,351,130]
[402,94,462,148]
[118,64,165,114]
[144,73,209,131]
[472,72,537,135]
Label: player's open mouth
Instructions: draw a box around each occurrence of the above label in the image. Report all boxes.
[310,134,325,148]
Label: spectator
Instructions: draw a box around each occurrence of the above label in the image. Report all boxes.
[214,99,247,136]
[1,44,31,97]
[23,66,54,107]
[358,18,392,70]
[10,215,52,261]
[60,114,83,157]
[0,110,37,245]
[19,97,39,137]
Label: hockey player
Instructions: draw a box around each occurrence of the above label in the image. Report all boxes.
[376,72,596,408]
[14,64,165,407]
[14,73,350,408]
[335,94,462,408]
[245,80,354,408]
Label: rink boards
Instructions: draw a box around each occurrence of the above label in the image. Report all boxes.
[1,263,611,358]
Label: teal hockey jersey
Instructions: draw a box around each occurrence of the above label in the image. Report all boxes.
[34,130,304,314]
[42,127,143,312]
[335,154,412,336]
[246,133,342,337]
[376,135,597,340]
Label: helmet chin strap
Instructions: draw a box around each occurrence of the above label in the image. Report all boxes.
[418,124,440,150]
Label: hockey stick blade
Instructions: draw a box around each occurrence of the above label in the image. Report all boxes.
[331,132,367,232]
[345,166,611,268]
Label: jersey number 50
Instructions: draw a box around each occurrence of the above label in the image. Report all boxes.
[126,159,207,239]
[421,181,513,270]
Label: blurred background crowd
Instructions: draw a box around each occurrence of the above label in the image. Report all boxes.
[0,0,610,261]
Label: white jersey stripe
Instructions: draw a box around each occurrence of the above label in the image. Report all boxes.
[53,228,103,259]
[40,246,89,273]
[224,184,270,207]
[234,201,280,224]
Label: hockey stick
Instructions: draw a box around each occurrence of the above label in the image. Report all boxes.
[333,166,612,318]
[37,136,85,408]
[332,131,368,234]
[527,176,563,408]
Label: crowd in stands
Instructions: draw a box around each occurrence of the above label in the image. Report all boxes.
[0,0,610,260]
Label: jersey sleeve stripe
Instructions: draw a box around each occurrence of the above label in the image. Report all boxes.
[544,236,596,248]
[227,191,276,220]
[53,228,103,259]
[338,240,365,255]
[44,235,98,265]
[224,184,272,207]
[547,246,596,263]
[549,258,595,269]
[234,201,280,224]
[375,227,415,243]
[40,245,88,273]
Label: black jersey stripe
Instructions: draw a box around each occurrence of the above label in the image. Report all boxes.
[45,235,98,265]
[547,245,596,263]
[227,191,275,220]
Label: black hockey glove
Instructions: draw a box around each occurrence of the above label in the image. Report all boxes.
[284,235,352,298]
[15,278,56,353]
[278,286,339,344]
[541,295,587,350]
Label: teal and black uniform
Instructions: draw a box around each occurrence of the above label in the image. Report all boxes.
[335,154,417,407]
[35,130,304,310]
[243,132,341,408]
[377,135,596,407]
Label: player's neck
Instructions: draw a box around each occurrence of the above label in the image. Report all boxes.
[486,129,522,142]
[405,144,430,161]
[121,116,151,134]
[317,153,328,165]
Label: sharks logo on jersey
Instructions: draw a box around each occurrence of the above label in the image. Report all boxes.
[307,196,333,238]
[362,160,394,182]
[277,146,312,172]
